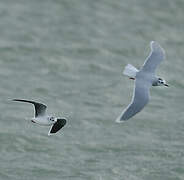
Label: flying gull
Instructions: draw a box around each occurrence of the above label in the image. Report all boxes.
[116,41,169,122]
[13,99,67,135]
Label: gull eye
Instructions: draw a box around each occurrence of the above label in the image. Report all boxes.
[158,79,163,83]
[50,117,54,121]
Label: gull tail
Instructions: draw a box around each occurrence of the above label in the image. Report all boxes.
[123,64,138,79]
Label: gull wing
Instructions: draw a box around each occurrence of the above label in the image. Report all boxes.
[13,99,47,117]
[48,118,67,136]
[140,41,165,74]
[116,79,152,122]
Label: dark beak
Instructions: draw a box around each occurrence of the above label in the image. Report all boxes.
[164,84,169,87]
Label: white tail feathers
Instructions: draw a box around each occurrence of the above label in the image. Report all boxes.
[123,64,138,78]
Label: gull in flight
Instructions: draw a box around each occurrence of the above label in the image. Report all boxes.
[116,41,169,122]
[13,99,67,135]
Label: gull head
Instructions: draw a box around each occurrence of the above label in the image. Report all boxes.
[153,77,169,87]
[48,116,57,123]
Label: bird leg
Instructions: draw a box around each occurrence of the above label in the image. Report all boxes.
[129,77,135,80]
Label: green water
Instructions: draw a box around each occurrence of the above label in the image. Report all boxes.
[0,0,184,179]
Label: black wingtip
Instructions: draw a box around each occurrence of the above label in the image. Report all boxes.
[12,99,25,102]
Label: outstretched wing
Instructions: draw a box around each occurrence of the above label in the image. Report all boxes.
[48,118,67,136]
[116,79,152,122]
[13,99,47,117]
[140,41,165,74]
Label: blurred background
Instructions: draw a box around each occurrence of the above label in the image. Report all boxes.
[0,0,184,179]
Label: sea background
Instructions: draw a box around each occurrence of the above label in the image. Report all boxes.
[0,0,184,180]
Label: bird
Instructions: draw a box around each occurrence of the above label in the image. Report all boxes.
[116,41,169,122]
[13,99,67,136]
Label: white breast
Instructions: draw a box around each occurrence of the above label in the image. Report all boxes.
[32,117,54,126]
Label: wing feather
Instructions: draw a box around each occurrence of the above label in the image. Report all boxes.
[48,118,67,136]
[116,79,151,122]
[140,41,165,74]
[13,99,47,117]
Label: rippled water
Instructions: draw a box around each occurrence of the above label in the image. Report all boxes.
[0,0,184,180]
